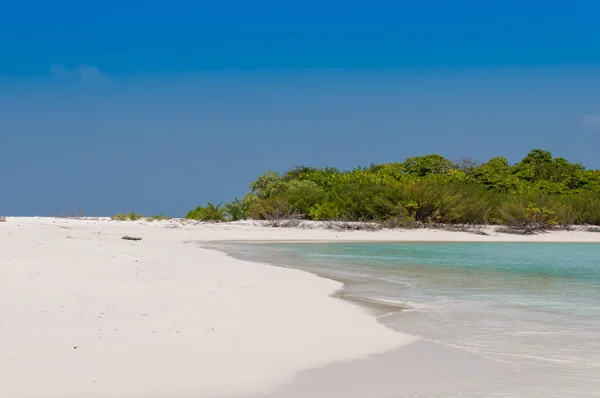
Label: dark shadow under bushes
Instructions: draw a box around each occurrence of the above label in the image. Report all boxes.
[434,223,491,236]
[324,219,383,231]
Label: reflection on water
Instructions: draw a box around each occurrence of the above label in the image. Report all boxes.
[218,242,600,397]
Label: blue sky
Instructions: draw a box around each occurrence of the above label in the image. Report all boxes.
[1,1,600,216]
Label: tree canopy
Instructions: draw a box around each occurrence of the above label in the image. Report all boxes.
[187,149,600,228]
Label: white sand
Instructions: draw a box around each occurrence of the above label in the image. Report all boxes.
[1,217,599,397]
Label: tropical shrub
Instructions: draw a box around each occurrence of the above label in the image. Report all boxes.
[111,212,143,221]
[224,197,250,221]
[309,201,341,220]
[282,180,325,216]
[500,201,559,232]
[146,214,171,222]
[248,171,286,199]
[185,202,227,222]
[259,198,303,227]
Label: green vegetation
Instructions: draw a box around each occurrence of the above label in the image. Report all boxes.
[101,150,600,232]
[185,198,252,222]
[223,197,250,221]
[185,202,227,222]
[186,149,599,231]
[146,214,171,222]
[111,212,144,221]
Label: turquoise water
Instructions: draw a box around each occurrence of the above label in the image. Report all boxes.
[221,242,600,397]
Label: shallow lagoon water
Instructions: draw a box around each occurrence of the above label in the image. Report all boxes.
[219,242,600,397]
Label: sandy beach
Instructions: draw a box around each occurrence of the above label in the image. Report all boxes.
[1,217,599,397]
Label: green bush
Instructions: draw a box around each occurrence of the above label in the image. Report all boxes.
[257,198,303,227]
[224,198,250,221]
[309,201,341,220]
[402,154,455,177]
[558,192,600,225]
[283,180,325,216]
[111,212,143,221]
[146,214,171,222]
[369,182,492,225]
[185,202,227,222]
[248,171,287,199]
[326,182,386,221]
[500,201,559,232]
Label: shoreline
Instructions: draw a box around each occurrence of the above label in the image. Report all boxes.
[230,340,515,398]
[217,240,517,397]
[2,217,598,396]
[214,238,600,397]
[0,217,413,397]
[208,242,414,313]
[206,237,600,244]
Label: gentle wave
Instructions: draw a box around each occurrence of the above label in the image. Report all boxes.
[235,242,600,397]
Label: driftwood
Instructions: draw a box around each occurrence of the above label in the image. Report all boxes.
[0,216,6,222]
[121,236,142,241]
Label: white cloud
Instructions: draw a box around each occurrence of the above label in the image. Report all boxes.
[582,114,600,129]
[50,64,106,83]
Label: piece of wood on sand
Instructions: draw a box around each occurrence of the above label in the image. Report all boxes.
[121,236,142,241]
[0,216,6,222]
